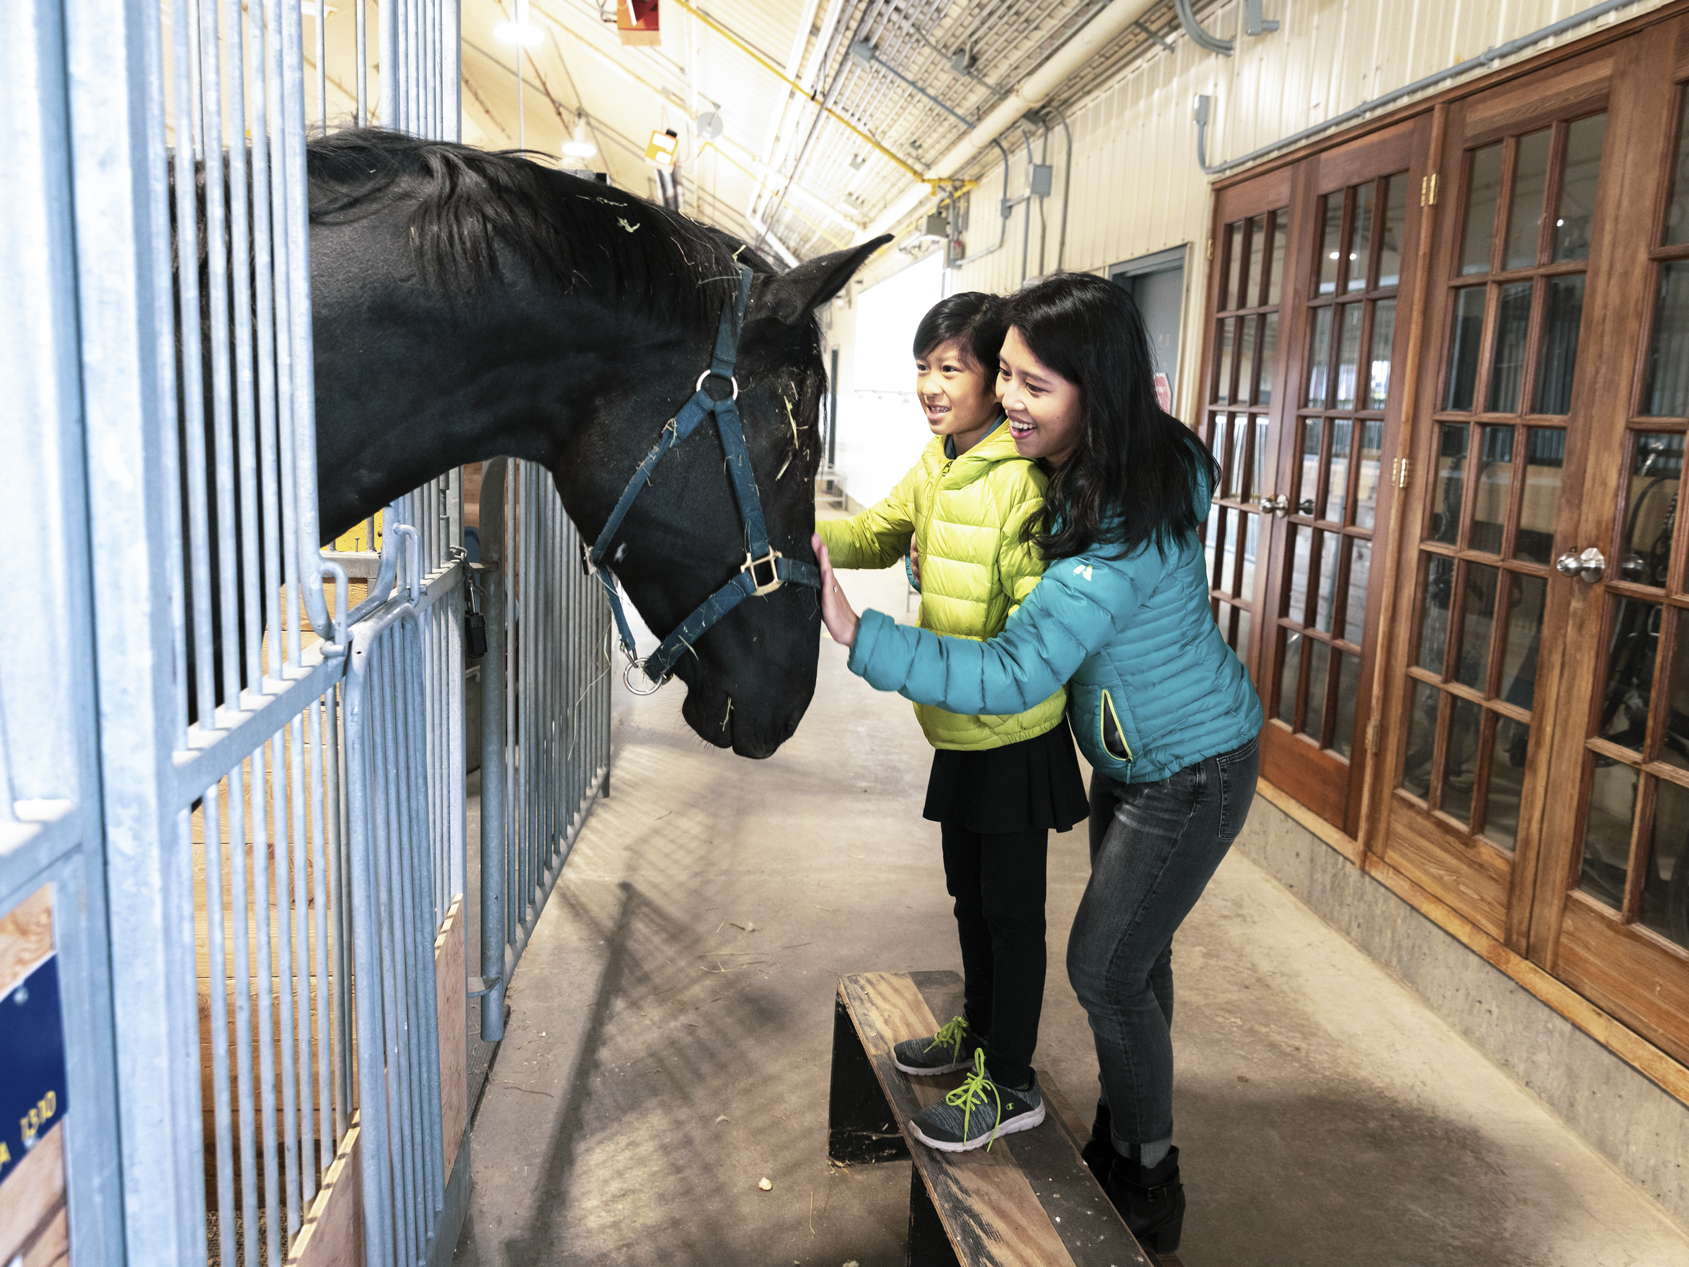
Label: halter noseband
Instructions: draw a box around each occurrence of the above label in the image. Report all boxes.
[587,263,820,692]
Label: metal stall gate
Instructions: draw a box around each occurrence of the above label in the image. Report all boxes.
[476,460,615,1042]
[0,2,604,1266]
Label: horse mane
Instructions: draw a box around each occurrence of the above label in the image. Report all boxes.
[306,128,761,325]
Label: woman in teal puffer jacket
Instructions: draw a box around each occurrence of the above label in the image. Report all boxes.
[814,272,1262,1255]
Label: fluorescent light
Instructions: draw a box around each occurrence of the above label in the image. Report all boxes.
[495,21,545,47]
[562,114,596,161]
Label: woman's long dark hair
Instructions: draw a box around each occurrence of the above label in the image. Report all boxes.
[1003,272,1218,560]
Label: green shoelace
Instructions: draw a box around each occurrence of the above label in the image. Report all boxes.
[926,1015,970,1059]
[943,1049,1005,1150]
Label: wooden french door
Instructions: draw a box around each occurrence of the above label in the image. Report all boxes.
[1379,18,1689,1061]
[1202,121,1431,835]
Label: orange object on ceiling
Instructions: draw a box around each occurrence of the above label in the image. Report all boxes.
[617,0,660,46]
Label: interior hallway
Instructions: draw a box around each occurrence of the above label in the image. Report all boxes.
[453,562,1689,1267]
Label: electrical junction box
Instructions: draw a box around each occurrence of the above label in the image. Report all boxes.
[923,213,949,239]
[1029,164,1054,198]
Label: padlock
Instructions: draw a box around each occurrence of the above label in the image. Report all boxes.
[465,573,489,658]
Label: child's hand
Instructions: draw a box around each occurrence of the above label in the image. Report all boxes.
[909,535,922,584]
[812,534,860,647]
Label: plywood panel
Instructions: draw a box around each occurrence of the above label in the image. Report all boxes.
[0,1120,66,1266]
[0,886,54,995]
[282,897,463,1265]
[435,899,467,1172]
[284,1121,363,1267]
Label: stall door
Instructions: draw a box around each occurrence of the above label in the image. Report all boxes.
[1203,167,1291,687]
[1529,25,1689,1059]
[1203,120,1431,835]
[1380,20,1689,1061]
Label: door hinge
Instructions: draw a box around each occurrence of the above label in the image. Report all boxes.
[1365,720,1380,754]
[1421,173,1438,206]
[1392,457,1411,488]
[1207,237,1214,260]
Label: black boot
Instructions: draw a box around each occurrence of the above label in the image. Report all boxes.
[1104,1145,1185,1254]
[1080,1101,1113,1185]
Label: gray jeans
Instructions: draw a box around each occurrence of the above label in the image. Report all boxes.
[1070,735,1260,1149]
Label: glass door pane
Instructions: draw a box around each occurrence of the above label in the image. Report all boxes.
[1535,72,1689,1065]
[1203,204,1289,682]
[1384,98,1607,945]
[1259,146,1421,835]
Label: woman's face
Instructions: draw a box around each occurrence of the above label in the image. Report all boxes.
[998,326,1083,467]
[915,337,1000,453]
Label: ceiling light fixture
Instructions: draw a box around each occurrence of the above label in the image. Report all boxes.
[561,113,597,160]
[496,0,545,47]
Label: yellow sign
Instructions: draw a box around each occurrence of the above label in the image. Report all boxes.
[333,509,383,553]
[645,128,678,169]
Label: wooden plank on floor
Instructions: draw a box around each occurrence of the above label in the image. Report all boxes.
[841,971,1154,1267]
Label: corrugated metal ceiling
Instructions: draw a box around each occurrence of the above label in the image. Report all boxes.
[445,1,1210,263]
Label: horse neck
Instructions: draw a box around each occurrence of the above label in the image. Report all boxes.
[311,275,709,542]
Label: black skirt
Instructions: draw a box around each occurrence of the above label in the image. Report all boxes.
[923,718,1089,834]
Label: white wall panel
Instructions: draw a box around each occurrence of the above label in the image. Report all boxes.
[877,0,1672,426]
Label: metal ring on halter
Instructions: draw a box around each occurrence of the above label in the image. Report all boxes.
[695,369,740,399]
[623,655,665,696]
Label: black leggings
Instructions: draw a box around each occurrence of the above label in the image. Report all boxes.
[941,822,1050,1089]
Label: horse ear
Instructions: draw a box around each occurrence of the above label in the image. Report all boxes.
[757,234,892,324]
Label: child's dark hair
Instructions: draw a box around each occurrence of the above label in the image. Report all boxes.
[1002,272,1219,561]
[911,291,1007,372]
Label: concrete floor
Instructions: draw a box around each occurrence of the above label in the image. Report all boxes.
[453,562,1689,1267]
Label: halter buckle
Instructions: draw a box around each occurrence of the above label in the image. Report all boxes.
[740,550,784,596]
[695,369,739,400]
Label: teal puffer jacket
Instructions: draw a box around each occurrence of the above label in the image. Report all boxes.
[846,502,1262,783]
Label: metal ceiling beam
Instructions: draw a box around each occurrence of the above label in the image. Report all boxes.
[665,0,922,179]
[862,0,1158,241]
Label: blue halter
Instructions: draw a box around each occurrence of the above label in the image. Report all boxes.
[587,263,820,690]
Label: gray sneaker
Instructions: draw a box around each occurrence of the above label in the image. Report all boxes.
[892,1015,981,1075]
[908,1049,1045,1153]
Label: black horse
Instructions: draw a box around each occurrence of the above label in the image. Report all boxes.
[304,130,885,757]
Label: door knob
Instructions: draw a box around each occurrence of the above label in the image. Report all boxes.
[1257,493,1288,517]
[1554,546,1606,582]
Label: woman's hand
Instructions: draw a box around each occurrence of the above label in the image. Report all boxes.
[812,534,860,647]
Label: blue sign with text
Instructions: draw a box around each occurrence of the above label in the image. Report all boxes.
[0,954,68,1186]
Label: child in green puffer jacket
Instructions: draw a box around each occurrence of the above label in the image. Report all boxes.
[816,291,1084,1154]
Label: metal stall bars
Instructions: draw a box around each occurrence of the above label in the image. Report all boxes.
[0,2,127,1263]
[40,1,463,1266]
[477,459,614,1041]
[342,575,448,1267]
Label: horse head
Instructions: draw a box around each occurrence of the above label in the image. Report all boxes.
[552,240,888,759]
[306,131,886,759]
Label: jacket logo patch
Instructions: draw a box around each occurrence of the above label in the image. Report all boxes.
[1072,564,1093,581]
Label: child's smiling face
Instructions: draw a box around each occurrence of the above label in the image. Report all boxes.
[915,337,1000,455]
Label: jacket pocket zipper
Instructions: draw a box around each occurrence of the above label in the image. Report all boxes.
[1099,689,1133,763]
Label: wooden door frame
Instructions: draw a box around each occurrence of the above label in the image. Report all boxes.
[1522,23,1689,1063]
[1205,164,1293,692]
[1206,121,1430,838]
[1374,39,1623,953]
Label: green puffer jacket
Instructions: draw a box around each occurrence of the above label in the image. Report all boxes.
[816,421,1066,750]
